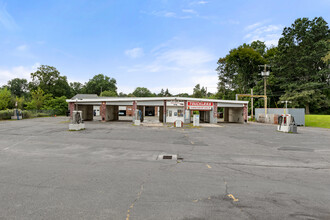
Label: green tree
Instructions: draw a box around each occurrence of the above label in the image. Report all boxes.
[42,96,68,115]
[132,87,153,97]
[30,65,71,98]
[175,93,190,97]
[7,78,28,97]
[0,87,12,110]
[26,88,51,110]
[217,45,266,95]
[14,96,25,109]
[250,40,267,57]
[273,17,330,114]
[84,74,117,95]
[164,88,172,97]
[70,82,84,96]
[100,90,118,97]
[192,84,207,98]
[158,88,165,97]
[118,92,127,97]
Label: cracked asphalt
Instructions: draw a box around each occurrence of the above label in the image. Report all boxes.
[0,117,330,220]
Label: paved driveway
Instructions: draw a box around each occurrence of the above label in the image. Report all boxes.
[0,117,329,219]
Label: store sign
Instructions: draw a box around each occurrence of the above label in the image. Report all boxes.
[168,101,184,106]
[187,102,213,110]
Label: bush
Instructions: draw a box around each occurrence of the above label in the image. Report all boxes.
[42,96,67,115]
[22,110,33,118]
[0,110,13,120]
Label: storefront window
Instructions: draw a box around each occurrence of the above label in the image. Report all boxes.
[169,110,172,117]
[178,109,183,117]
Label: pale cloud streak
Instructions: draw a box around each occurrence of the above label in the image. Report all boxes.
[120,47,218,94]
[0,2,18,30]
[244,22,283,47]
[125,47,144,58]
[0,63,40,86]
[16,44,28,51]
[150,10,192,19]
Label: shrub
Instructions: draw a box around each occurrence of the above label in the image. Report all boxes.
[0,110,13,120]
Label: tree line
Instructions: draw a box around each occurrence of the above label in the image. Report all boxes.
[0,64,209,114]
[216,17,329,114]
[1,17,328,115]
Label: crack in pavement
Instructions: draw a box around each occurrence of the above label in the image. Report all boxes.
[125,173,151,220]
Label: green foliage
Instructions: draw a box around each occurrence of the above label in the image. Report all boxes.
[7,78,28,97]
[217,17,330,114]
[118,92,127,97]
[158,88,172,97]
[100,90,118,97]
[13,96,25,109]
[273,17,330,114]
[30,65,71,98]
[0,110,13,120]
[176,93,190,97]
[42,96,68,115]
[0,87,12,110]
[132,87,153,97]
[250,40,267,56]
[26,88,51,110]
[70,82,84,96]
[217,44,266,95]
[192,84,207,98]
[84,74,117,95]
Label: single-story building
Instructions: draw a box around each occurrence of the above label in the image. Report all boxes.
[66,96,249,124]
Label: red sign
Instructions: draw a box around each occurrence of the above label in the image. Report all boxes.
[187,102,213,110]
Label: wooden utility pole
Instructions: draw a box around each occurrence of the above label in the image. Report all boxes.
[236,93,266,120]
[251,89,253,120]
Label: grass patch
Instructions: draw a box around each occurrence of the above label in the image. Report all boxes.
[305,115,330,129]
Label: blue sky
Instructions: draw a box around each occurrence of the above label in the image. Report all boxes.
[0,0,329,94]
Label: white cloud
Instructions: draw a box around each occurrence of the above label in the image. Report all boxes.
[125,47,144,58]
[244,22,283,47]
[0,2,18,30]
[16,44,28,51]
[245,22,263,31]
[150,10,191,19]
[182,9,197,14]
[0,63,40,86]
[120,47,218,94]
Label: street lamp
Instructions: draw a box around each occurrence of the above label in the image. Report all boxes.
[281,101,292,114]
[259,65,271,114]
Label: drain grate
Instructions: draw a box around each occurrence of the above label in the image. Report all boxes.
[157,154,182,160]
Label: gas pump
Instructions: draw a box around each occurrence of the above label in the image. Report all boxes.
[277,114,297,133]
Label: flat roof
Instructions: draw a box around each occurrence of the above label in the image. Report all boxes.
[66,96,248,106]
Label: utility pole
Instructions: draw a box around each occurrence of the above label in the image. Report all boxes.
[260,64,270,115]
[251,89,253,120]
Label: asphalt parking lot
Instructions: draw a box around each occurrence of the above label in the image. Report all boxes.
[0,117,329,220]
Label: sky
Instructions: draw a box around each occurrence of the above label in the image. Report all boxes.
[0,0,329,95]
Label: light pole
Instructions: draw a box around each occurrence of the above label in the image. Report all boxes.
[281,101,292,114]
[260,64,270,115]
